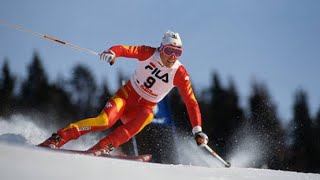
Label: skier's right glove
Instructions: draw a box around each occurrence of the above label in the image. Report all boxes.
[192,126,208,147]
[100,50,116,65]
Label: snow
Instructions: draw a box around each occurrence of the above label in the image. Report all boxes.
[1,143,319,180]
[0,115,319,180]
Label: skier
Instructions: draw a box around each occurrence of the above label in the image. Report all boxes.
[39,31,209,156]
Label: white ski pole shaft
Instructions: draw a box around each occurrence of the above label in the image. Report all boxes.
[0,19,99,56]
[204,145,231,168]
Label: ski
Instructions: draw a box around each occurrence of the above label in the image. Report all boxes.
[37,146,152,162]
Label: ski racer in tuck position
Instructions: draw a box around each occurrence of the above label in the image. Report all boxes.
[39,31,209,156]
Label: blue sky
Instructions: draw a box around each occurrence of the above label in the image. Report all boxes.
[1,0,320,122]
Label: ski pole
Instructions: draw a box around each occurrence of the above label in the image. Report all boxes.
[204,144,231,168]
[0,19,100,56]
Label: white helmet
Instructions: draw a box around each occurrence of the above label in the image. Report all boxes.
[161,31,182,47]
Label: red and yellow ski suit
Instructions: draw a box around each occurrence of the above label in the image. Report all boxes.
[57,45,202,148]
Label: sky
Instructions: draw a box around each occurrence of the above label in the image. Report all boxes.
[1,115,320,179]
[1,0,320,122]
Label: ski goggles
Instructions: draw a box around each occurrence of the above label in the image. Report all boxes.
[161,45,183,58]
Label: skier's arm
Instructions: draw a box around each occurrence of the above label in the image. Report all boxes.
[109,45,156,61]
[100,45,156,64]
[174,66,209,147]
[174,66,201,127]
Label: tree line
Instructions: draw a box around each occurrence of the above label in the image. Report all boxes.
[1,52,319,173]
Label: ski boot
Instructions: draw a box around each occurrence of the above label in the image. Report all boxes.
[38,133,66,148]
[87,137,114,156]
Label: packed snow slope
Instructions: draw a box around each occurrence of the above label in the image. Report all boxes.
[0,115,319,180]
[0,143,319,180]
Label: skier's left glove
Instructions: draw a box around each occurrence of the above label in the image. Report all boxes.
[192,126,208,147]
[100,50,116,65]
